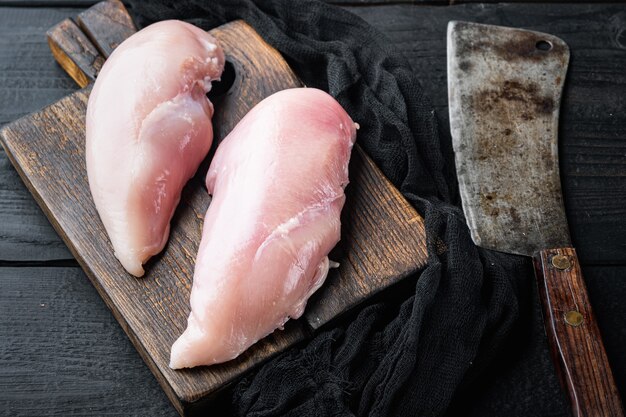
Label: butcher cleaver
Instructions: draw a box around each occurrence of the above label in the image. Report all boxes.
[447,21,624,416]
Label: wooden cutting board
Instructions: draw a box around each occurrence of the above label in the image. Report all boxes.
[0,1,428,415]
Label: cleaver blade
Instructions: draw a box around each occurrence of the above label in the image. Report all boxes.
[447,21,570,256]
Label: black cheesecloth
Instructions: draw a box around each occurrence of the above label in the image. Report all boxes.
[127,1,573,416]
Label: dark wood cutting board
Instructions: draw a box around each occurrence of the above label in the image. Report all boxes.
[0,1,428,415]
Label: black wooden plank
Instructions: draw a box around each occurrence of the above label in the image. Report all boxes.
[0,7,82,126]
[328,0,446,3]
[3,0,615,6]
[348,3,626,264]
[0,267,177,417]
[0,1,96,6]
[0,7,84,261]
[0,152,72,261]
[0,0,430,7]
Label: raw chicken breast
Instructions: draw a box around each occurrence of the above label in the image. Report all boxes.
[86,20,224,277]
[170,88,357,368]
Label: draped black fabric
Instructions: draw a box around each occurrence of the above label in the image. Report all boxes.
[126,1,569,415]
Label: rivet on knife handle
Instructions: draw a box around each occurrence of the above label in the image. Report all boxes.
[535,248,623,417]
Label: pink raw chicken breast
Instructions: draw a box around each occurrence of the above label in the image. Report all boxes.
[170,88,357,369]
[86,20,224,276]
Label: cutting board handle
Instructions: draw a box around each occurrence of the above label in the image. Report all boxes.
[534,247,624,417]
[46,0,135,87]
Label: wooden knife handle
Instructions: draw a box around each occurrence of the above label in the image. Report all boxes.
[534,247,624,417]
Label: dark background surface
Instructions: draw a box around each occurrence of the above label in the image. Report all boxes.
[0,1,625,416]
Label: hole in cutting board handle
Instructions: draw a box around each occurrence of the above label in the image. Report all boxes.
[208,61,236,101]
[201,60,237,192]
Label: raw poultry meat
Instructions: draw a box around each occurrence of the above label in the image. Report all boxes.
[86,20,224,277]
[170,88,357,369]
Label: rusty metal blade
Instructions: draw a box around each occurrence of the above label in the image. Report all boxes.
[447,21,571,256]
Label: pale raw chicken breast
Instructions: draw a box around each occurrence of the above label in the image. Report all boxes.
[170,88,357,369]
[86,20,224,277]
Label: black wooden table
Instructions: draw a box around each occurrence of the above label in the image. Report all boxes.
[1,2,625,416]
